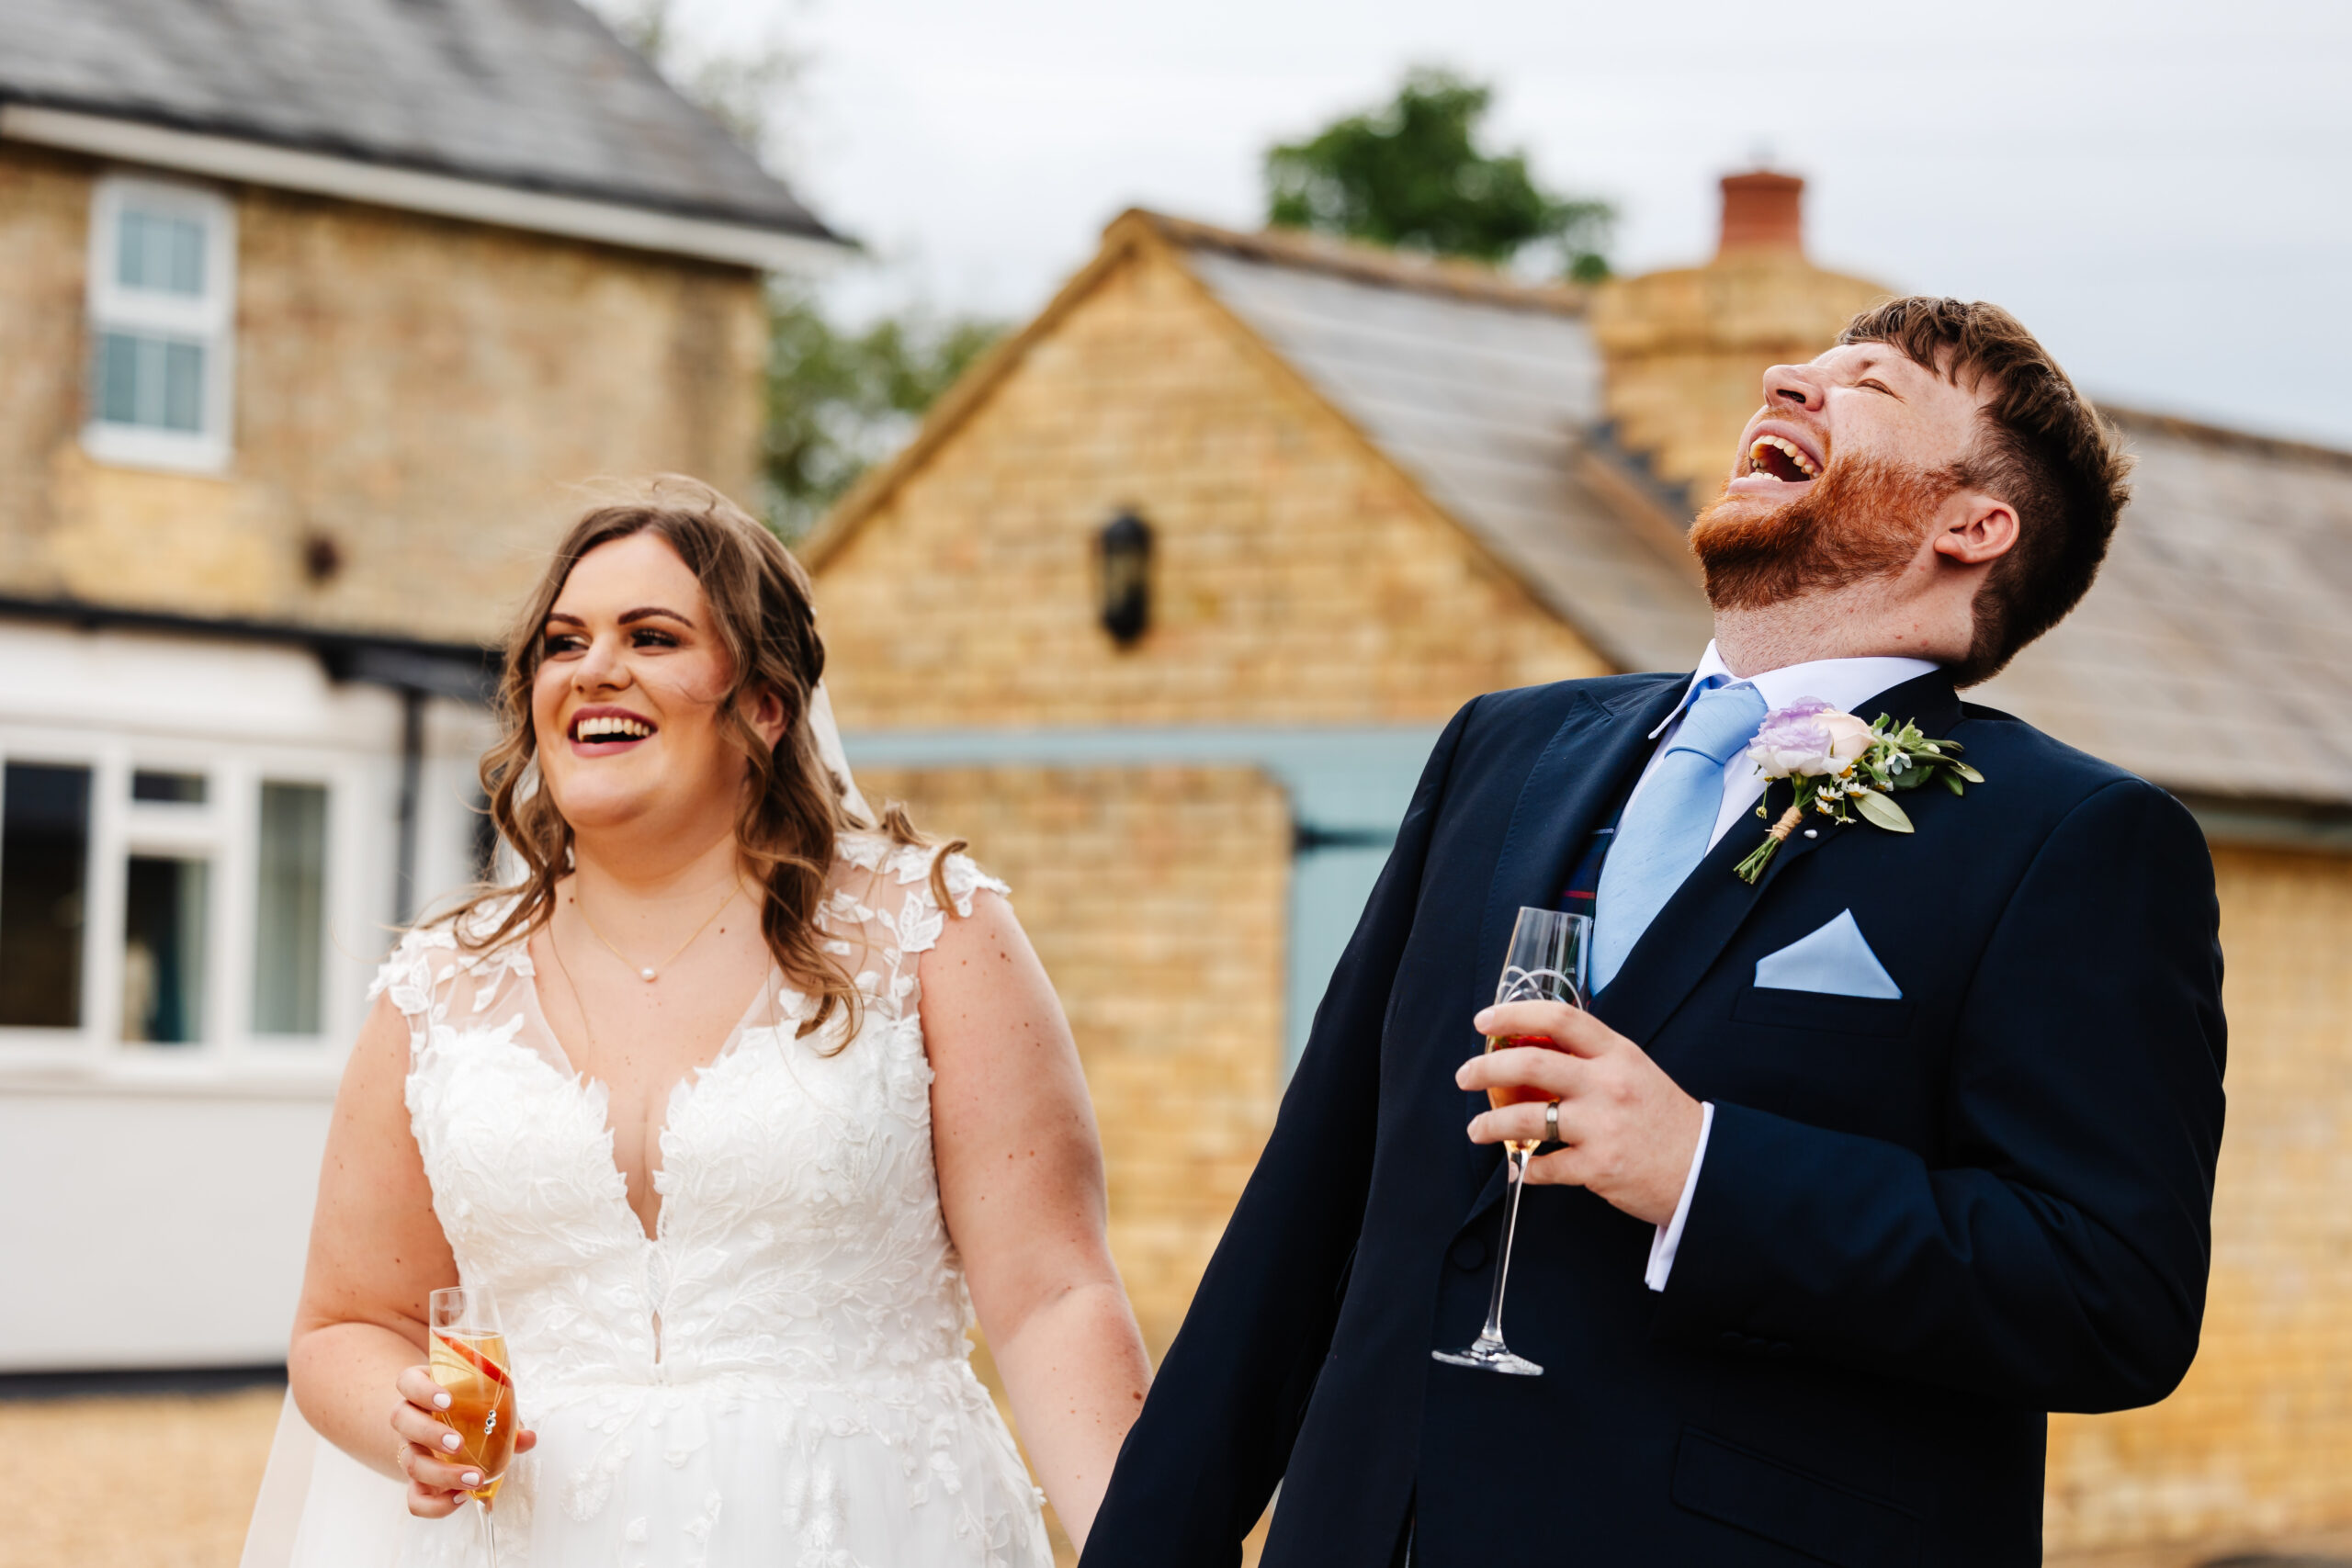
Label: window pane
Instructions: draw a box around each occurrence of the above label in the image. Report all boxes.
[254,784,327,1036]
[132,771,207,805]
[0,763,91,1029]
[119,209,206,296]
[96,332,141,425]
[162,341,204,432]
[93,332,207,434]
[124,855,208,1044]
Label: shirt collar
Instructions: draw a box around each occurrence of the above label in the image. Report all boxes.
[1648,641,1942,739]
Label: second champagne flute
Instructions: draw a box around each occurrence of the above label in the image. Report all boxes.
[1430,904,1591,1377]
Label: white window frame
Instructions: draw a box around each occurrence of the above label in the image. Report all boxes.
[82,174,237,474]
[0,731,362,1089]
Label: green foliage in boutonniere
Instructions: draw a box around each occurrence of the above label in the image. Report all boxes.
[1735,699,1982,885]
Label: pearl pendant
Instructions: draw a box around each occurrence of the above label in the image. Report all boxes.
[640,967,657,982]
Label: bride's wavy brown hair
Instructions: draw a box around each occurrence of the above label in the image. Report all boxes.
[449,476,960,1044]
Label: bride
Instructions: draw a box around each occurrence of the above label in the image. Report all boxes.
[252,479,1150,1566]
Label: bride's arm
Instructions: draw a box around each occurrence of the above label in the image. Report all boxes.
[925,890,1153,1551]
[287,995,530,1515]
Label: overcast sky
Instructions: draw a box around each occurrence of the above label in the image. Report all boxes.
[680,0,2352,446]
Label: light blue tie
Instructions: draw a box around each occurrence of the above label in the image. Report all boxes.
[1591,680,1769,992]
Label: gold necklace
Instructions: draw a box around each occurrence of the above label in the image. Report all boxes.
[546,923,604,1057]
[570,882,741,983]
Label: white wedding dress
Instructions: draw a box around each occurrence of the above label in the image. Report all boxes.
[244,833,1052,1568]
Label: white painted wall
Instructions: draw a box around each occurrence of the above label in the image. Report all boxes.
[0,623,492,1371]
[1,1089,334,1367]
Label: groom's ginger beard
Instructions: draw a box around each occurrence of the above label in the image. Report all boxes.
[1690,455,1960,611]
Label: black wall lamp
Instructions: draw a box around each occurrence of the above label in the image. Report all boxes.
[1097,509,1152,647]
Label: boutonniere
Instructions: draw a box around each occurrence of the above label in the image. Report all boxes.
[1735,699,1982,884]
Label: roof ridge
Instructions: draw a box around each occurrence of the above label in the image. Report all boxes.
[2104,404,2352,472]
[1114,209,1589,317]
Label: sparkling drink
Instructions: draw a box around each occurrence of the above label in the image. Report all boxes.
[1483,1034,1571,1151]
[429,1329,517,1504]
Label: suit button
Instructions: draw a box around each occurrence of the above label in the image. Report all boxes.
[1450,1235,1487,1271]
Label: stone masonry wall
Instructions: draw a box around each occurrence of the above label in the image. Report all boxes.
[2045,844,2352,1556]
[856,761,1289,1564]
[0,142,766,646]
[855,761,1291,1360]
[813,238,1609,731]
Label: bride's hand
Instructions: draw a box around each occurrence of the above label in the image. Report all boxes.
[390,1365,539,1518]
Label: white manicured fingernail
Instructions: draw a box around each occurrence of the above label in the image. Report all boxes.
[461,1472,481,1486]
[442,1432,461,1450]
[433,1392,450,1409]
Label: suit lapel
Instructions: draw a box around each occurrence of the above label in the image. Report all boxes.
[1453,675,1685,1212]
[1470,676,1689,988]
[1457,669,1962,1226]
[1597,669,1962,1047]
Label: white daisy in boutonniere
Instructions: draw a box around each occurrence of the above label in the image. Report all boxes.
[1735,698,1983,885]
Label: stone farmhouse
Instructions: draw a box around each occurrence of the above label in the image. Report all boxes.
[809,178,2352,1562]
[0,0,840,1371]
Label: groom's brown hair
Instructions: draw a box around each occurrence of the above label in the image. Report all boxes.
[1839,298,2133,683]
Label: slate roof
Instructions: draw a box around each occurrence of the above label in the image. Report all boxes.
[1176,220,2352,809]
[0,0,834,237]
[1974,415,2352,806]
[1170,220,1718,675]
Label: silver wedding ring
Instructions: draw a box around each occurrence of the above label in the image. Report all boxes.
[1544,1099,1561,1145]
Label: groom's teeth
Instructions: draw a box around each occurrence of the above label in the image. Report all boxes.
[1747,434,1820,480]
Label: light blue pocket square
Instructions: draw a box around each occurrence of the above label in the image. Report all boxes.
[1754,909,1903,998]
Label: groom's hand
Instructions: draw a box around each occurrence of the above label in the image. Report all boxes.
[1457,1000,1704,1226]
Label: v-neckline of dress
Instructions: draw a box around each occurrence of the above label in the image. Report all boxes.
[515,940,802,1245]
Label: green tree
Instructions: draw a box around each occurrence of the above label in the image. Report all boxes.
[594,0,1002,536]
[1266,67,1614,282]
[761,297,1003,540]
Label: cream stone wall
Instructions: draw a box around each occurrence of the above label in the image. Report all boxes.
[855,761,1291,1359]
[855,762,1289,1566]
[1589,249,1889,512]
[0,142,766,645]
[2045,844,2352,1558]
[812,238,1610,731]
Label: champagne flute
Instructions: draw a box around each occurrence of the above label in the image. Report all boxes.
[1431,905,1591,1377]
[428,1285,518,1566]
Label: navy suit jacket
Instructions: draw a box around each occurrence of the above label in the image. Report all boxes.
[1082,671,2227,1568]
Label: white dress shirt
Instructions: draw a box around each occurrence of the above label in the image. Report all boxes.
[1637,642,1940,1292]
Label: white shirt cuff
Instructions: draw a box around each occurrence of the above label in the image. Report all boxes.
[1645,1100,1714,1293]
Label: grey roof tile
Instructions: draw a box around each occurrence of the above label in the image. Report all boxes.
[1184,244,1717,675]
[1181,232,2352,807]
[0,0,833,236]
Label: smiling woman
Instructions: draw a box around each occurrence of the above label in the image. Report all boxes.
[259,478,1151,1568]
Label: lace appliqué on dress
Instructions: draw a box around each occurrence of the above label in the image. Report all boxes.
[365,842,1045,1568]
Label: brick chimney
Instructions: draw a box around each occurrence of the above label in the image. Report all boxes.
[1717,170,1805,255]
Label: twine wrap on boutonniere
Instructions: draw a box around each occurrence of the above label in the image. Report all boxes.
[1735,698,1983,885]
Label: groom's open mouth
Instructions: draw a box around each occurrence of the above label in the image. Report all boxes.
[568,705,658,756]
[1726,422,1826,494]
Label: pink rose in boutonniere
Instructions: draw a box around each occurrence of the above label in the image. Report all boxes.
[1735,700,1984,885]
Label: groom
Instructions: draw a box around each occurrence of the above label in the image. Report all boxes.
[1082,298,2226,1566]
